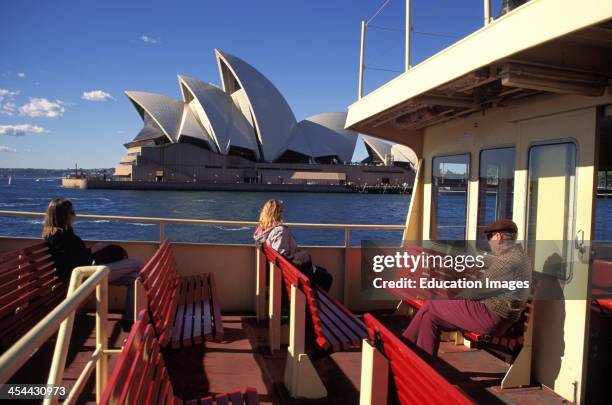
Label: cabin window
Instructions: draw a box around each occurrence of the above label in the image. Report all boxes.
[431,154,470,240]
[477,147,515,238]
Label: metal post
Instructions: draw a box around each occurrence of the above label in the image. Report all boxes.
[405,0,411,71]
[255,248,267,321]
[45,271,85,405]
[344,227,351,249]
[484,0,491,25]
[268,262,281,352]
[343,227,351,307]
[159,223,165,242]
[95,273,109,402]
[358,20,366,99]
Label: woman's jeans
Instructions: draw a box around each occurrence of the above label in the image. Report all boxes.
[105,258,142,321]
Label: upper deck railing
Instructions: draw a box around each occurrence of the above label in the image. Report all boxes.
[0,210,406,247]
[358,0,511,98]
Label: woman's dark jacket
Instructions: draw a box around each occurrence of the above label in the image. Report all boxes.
[46,227,93,282]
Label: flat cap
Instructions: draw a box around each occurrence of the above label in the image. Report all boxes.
[482,219,518,235]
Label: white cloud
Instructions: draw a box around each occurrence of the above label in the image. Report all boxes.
[17,72,25,78]
[19,98,65,118]
[140,35,159,44]
[81,90,114,102]
[1,102,17,116]
[116,130,125,134]
[0,124,46,136]
[0,88,19,101]
[0,145,17,153]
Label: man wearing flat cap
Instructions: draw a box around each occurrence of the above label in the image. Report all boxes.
[402,219,532,357]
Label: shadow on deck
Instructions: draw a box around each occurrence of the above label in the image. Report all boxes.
[8,312,570,404]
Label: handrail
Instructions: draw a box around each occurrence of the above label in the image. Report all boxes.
[0,210,406,230]
[0,266,109,404]
[45,266,109,405]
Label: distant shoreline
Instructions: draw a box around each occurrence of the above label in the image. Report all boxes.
[62,178,412,194]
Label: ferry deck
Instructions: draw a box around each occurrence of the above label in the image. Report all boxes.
[1,1,612,404]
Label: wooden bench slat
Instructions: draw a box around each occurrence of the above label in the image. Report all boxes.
[316,291,365,343]
[364,314,473,405]
[134,333,157,402]
[172,278,188,349]
[139,240,223,349]
[146,247,174,319]
[317,309,351,351]
[0,260,55,297]
[0,274,59,319]
[0,288,65,347]
[118,328,150,404]
[100,313,148,404]
[139,240,168,279]
[159,261,180,346]
[0,248,52,274]
[182,276,196,347]
[0,268,57,306]
[0,255,55,288]
[192,275,204,345]
[202,273,213,341]
[148,351,164,405]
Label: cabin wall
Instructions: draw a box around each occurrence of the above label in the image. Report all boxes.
[416,94,604,403]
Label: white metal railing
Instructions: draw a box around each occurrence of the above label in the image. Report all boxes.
[0,210,406,248]
[358,0,500,99]
[0,266,110,404]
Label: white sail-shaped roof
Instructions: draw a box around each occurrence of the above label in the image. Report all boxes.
[125,91,183,143]
[178,75,260,158]
[362,134,393,162]
[215,49,296,161]
[391,143,418,167]
[283,112,358,163]
[178,103,216,150]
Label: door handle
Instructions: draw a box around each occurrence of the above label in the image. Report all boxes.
[574,229,585,254]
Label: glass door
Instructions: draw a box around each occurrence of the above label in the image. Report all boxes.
[527,142,576,281]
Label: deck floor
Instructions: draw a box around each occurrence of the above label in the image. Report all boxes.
[7,312,570,404]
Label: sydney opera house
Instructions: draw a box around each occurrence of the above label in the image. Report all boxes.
[113,49,415,189]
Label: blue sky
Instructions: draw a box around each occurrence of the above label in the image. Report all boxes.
[0,0,501,169]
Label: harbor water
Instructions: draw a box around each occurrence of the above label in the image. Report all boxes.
[1,177,610,245]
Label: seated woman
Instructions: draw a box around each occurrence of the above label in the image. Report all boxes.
[253,199,297,257]
[42,198,141,329]
[253,199,333,291]
[402,219,531,357]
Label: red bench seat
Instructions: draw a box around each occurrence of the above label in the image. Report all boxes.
[363,313,473,405]
[139,240,224,349]
[0,241,66,352]
[101,311,258,405]
[462,300,532,353]
[592,259,612,316]
[262,243,367,352]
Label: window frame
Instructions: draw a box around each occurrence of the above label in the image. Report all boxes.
[476,146,517,239]
[430,152,471,240]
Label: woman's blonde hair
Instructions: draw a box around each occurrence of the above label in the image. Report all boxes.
[42,198,73,239]
[258,199,284,230]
